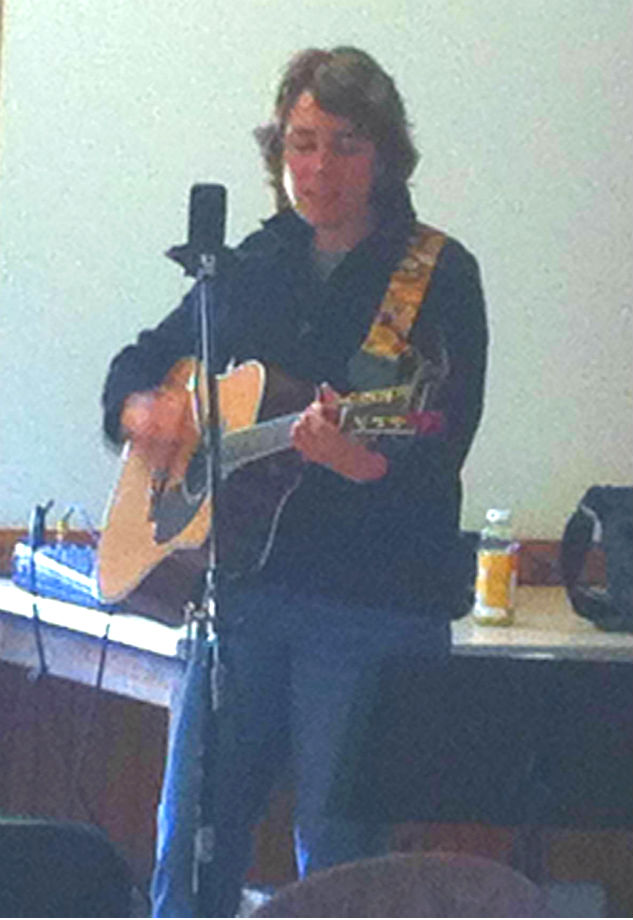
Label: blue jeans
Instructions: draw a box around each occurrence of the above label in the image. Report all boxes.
[152,585,450,917]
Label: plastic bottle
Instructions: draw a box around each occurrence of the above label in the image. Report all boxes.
[473,508,519,626]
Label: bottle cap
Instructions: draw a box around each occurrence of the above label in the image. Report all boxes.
[486,508,511,524]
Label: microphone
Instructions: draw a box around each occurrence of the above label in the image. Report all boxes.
[166,183,227,277]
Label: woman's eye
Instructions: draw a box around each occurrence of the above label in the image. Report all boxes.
[285,136,316,154]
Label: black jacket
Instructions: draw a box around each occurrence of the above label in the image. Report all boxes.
[102,191,487,616]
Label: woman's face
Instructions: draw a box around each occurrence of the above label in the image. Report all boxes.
[282,91,377,249]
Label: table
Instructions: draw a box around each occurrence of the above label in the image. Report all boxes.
[452,586,633,662]
[336,587,633,831]
[3,579,632,897]
[0,578,184,707]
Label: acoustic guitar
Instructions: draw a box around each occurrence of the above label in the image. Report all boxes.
[97,356,437,625]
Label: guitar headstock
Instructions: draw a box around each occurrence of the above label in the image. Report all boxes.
[338,346,448,437]
[339,385,417,436]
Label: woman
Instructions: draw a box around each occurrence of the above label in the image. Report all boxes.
[103,46,487,917]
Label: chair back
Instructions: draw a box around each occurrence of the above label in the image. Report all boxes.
[251,851,547,918]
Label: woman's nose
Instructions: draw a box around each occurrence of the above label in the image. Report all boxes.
[314,143,336,173]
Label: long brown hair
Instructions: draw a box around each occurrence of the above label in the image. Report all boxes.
[255,47,419,211]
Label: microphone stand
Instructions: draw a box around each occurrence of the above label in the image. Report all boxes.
[161,189,228,917]
[189,249,226,916]
[192,247,226,636]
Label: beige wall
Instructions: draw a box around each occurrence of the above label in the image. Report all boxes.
[1,0,631,537]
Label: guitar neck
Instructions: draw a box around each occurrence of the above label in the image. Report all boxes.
[218,373,437,474]
[222,413,300,472]
[221,406,422,475]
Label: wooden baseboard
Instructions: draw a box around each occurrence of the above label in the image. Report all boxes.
[0,528,605,585]
[518,539,605,586]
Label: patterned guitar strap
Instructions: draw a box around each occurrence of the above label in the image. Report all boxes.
[345,222,447,433]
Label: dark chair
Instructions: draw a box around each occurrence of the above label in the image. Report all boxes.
[0,819,133,918]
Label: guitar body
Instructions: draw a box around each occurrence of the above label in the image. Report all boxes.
[98,358,314,625]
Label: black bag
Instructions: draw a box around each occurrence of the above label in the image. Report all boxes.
[560,485,633,632]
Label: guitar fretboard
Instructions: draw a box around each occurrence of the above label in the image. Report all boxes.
[221,413,299,472]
